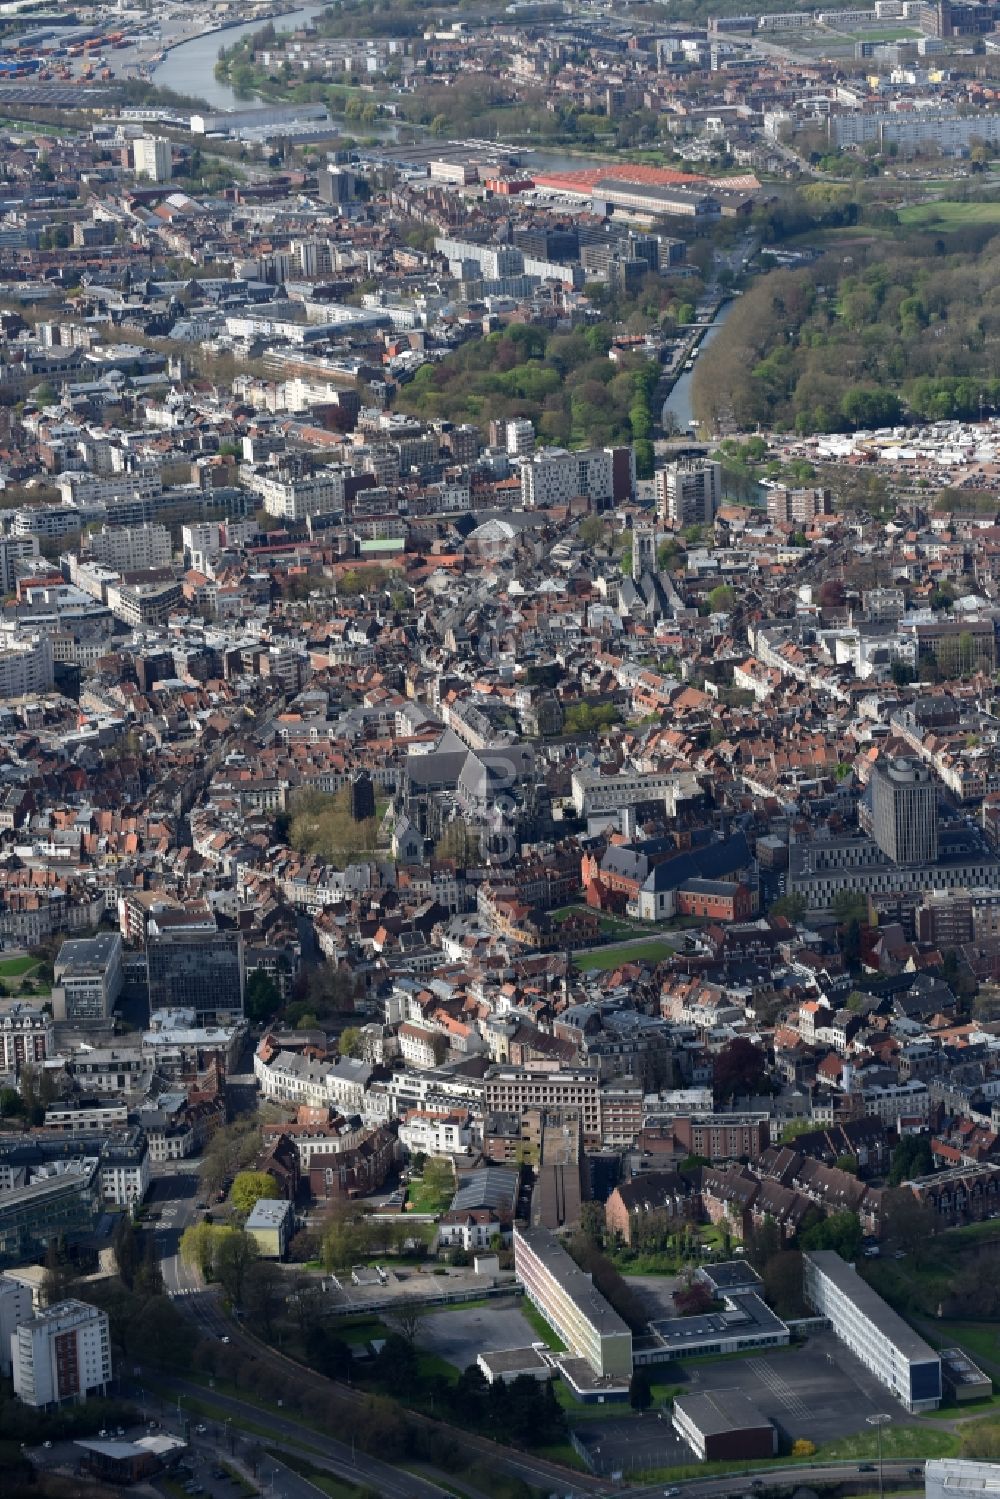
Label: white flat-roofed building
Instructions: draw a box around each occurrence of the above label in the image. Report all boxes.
[89,523,172,573]
[0,632,54,698]
[803,1249,941,1411]
[12,1299,111,1407]
[927,1461,1000,1499]
[513,1223,632,1382]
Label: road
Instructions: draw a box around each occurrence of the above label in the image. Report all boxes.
[629,1462,925,1499]
[162,1265,602,1496]
[140,1377,449,1499]
[149,1167,202,1296]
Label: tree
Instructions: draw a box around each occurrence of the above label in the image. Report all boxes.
[136,1232,164,1298]
[833,889,869,925]
[387,1296,425,1349]
[799,1210,862,1261]
[180,1221,218,1280]
[713,1038,768,1101]
[673,1275,714,1316]
[629,1366,652,1410]
[889,1135,934,1186]
[762,1250,806,1318]
[770,892,806,923]
[229,1171,280,1220]
[200,1119,263,1197]
[706,584,736,614]
[215,1228,259,1307]
[339,1026,364,1058]
[881,1188,936,1261]
[245,971,282,1025]
[113,1215,140,1289]
[579,1201,606,1247]
[244,1260,284,1339]
[419,1156,455,1208]
[42,1239,74,1307]
[0,1085,22,1118]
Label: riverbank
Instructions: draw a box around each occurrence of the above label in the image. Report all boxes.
[154,5,326,111]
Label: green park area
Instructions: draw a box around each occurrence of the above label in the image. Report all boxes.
[574,938,675,971]
[898,200,1000,230]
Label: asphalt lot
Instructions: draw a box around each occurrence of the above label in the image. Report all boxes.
[626,1273,683,1318]
[680,1332,908,1445]
[571,1331,911,1479]
[575,1412,691,1479]
[418,1303,540,1371]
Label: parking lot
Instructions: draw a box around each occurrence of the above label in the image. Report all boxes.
[418,1300,541,1372]
[684,1331,909,1446]
[571,1331,912,1477]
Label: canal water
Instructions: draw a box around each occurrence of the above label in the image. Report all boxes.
[662,298,737,433]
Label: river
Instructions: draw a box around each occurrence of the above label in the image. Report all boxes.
[153,10,649,176]
[662,297,737,433]
[154,4,328,110]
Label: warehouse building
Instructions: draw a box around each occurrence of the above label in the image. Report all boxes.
[672,1389,777,1461]
[802,1250,941,1411]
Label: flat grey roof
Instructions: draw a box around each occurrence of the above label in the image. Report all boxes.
[651,1291,787,1349]
[804,1250,940,1365]
[479,1345,549,1374]
[675,1388,773,1436]
[245,1198,291,1230]
[515,1224,631,1340]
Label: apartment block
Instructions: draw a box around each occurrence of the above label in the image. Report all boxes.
[12,1299,111,1407]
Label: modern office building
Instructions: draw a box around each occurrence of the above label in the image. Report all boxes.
[12,1299,111,1407]
[146,920,244,1025]
[871,756,939,866]
[513,1223,633,1385]
[52,933,124,1022]
[802,1250,941,1411]
[485,1069,602,1147]
[656,458,722,529]
[88,523,172,573]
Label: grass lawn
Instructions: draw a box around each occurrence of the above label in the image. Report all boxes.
[574,939,674,972]
[520,1299,567,1352]
[898,201,1000,229]
[0,955,38,977]
[818,1427,959,1462]
[535,1441,587,1471]
[920,1319,1000,1371]
[406,1182,451,1215]
[331,1315,391,1347]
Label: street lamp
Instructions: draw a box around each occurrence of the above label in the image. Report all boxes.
[867,1412,892,1499]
